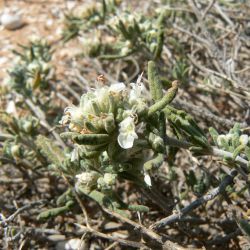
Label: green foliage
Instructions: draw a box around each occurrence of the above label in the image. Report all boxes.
[209,124,250,165]
[144,153,164,171]
[238,219,250,242]
[62,3,166,60]
[209,127,219,145]
[7,38,53,96]
[1,1,249,248]
[184,170,210,196]
[148,80,178,116]
[62,0,121,42]
[35,135,65,167]
[73,134,111,145]
[3,142,23,160]
[172,59,189,84]
[37,200,74,220]
[0,113,40,137]
[148,61,163,101]
[164,106,209,148]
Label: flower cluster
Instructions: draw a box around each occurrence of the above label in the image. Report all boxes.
[59,74,159,192]
[58,62,179,203]
[217,133,249,148]
[60,75,147,150]
[209,124,250,163]
[213,124,249,150]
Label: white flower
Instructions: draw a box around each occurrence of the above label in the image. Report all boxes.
[225,133,233,141]
[80,93,96,114]
[60,106,84,125]
[118,116,138,149]
[144,173,152,187]
[11,145,21,159]
[6,100,17,115]
[129,73,145,103]
[239,134,249,146]
[103,173,117,186]
[64,238,81,250]
[109,82,126,93]
[27,61,41,72]
[56,238,82,250]
[59,113,70,125]
[41,62,51,72]
[75,171,99,186]
[70,146,80,162]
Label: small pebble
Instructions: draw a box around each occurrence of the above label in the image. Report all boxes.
[47,234,66,242]
[1,13,24,30]
[56,238,82,250]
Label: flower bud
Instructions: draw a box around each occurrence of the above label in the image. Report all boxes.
[97,177,105,189]
[121,46,130,56]
[149,133,164,152]
[27,61,40,72]
[149,42,157,53]
[103,173,117,186]
[217,135,227,147]
[22,120,33,133]
[11,145,21,159]
[144,173,152,186]
[75,171,99,186]
[240,134,249,146]
[41,62,51,74]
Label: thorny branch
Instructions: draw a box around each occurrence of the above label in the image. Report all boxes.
[0,200,47,228]
[151,170,237,229]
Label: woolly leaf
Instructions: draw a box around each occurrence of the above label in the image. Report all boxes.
[37,200,74,220]
[148,61,163,101]
[35,135,65,166]
[209,127,219,145]
[144,153,164,171]
[73,134,110,145]
[148,80,178,116]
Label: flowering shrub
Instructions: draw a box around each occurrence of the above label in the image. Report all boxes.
[37,62,179,215]
[63,1,165,60]
[1,1,250,249]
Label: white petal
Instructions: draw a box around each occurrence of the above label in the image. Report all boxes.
[217,135,226,147]
[109,82,126,92]
[144,174,152,186]
[118,116,138,149]
[64,239,81,250]
[6,101,17,115]
[59,114,70,125]
[240,134,248,145]
[70,147,79,162]
[120,116,134,127]
[129,89,137,102]
[118,133,135,149]
[136,72,144,84]
[129,74,145,103]
[69,107,84,123]
[224,134,232,141]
